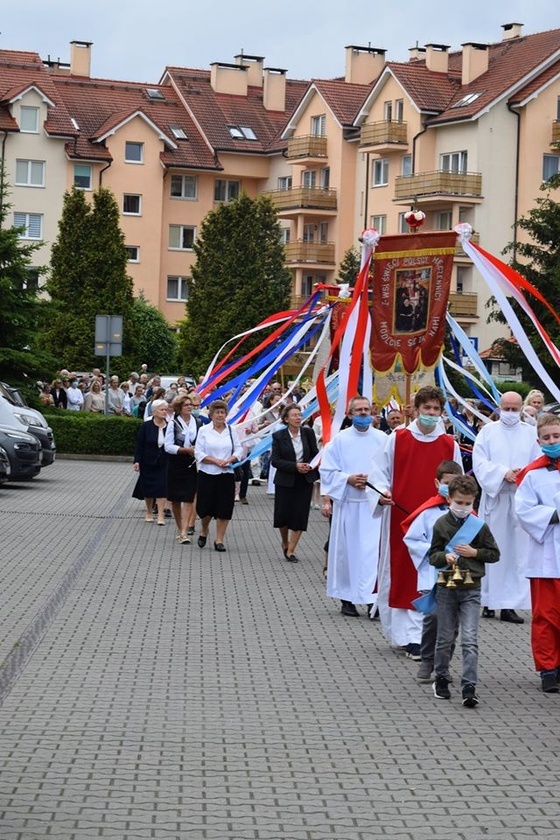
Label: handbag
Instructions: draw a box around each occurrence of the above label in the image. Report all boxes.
[227,425,243,480]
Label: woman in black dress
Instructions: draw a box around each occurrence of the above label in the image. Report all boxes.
[132,399,169,525]
[164,393,200,544]
[271,404,319,563]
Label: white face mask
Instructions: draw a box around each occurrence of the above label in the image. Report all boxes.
[449,504,472,519]
[499,410,521,427]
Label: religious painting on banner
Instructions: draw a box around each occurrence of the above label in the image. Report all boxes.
[370,231,456,405]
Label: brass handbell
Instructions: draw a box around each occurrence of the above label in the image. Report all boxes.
[463,568,474,586]
[437,569,447,586]
[452,566,464,582]
[446,572,457,588]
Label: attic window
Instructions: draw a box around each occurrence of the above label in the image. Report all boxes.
[71,117,80,130]
[146,88,165,100]
[228,124,258,140]
[451,92,483,108]
[170,126,188,139]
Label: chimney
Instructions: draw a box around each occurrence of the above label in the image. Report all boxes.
[210,61,248,96]
[461,43,489,85]
[424,44,450,73]
[408,45,426,62]
[234,53,264,88]
[344,46,386,85]
[502,22,524,41]
[263,67,287,112]
[70,40,92,77]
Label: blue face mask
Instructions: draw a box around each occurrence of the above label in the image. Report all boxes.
[418,413,439,429]
[352,414,373,431]
[541,442,560,459]
[191,408,201,418]
[438,483,449,498]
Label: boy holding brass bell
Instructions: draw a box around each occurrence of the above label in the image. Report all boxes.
[429,475,500,707]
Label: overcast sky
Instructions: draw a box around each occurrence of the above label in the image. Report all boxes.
[1,1,559,83]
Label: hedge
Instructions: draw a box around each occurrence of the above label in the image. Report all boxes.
[44,409,141,456]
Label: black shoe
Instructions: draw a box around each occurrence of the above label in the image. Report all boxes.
[433,676,451,700]
[214,542,226,552]
[405,643,422,661]
[340,600,360,617]
[187,526,195,536]
[197,535,207,548]
[164,509,172,518]
[500,609,524,624]
[239,497,248,505]
[482,607,495,618]
[462,683,479,708]
[541,671,559,693]
[286,554,299,563]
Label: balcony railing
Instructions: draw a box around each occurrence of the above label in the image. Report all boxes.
[394,170,482,200]
[264,186,337,211]
[448,292,478,318]
[286,135,328,160]
[552,120,560,145]
[285,241,335,264]
[360,120,408,147]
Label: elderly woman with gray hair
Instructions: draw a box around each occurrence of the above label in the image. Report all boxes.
[132,398,169,525]
[194,398,243,552]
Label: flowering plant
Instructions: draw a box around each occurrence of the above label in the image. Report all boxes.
[404,210,426,230]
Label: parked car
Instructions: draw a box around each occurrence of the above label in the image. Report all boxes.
[0,383,56,465]
[544,403,560,415]
[0,445,10,483]
[0,425,42,480]
[159,374,197,391]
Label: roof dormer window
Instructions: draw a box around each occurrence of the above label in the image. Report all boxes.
[146,88,165,100]
[170,126,188,139]
[227,124,258,140]
[451,92,483,108]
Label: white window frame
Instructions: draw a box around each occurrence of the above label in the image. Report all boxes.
[371,214,386,235]
[395,99,404,122]
[398,212,408,233]
[277,175,292,191]
[383,101,393,121]
[401,154,412,177]
[437,211,453,230]
[123,194,142,215]
[125,246,140,263]
[214,179,240,202]
[13,212,42,239]
[170,174,198,200]
[303,224,315,244]
[168,225,196,250]
[20,106,39,133]
[321,167,330,189]
[372,158,389,187]
[440,150,468,174]
[15,159,45,187]
[125,142,144,164]
[543,154,560,182]
[170,126,188,140]
[302,170,316,188]
[310,115,326,136]
[73,164,92,190]
[167,275,189,301]
[302,275,314,296]
[279,228,291,245]
[318,222,329,244]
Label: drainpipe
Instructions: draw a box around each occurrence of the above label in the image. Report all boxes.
[507,102,521,262]
[99,160,112,186]
[410,120,429,210]
[0,132,8,217]
[363,151,370,230]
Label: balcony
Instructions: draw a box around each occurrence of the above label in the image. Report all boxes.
[455,231,480,257]
[264,186,337,214]
[285,241,335,264]
[360,120,408,150]
[448,292,478,318]
[394,170,483,204]
[552,120,560,145]
[286,135,328,161]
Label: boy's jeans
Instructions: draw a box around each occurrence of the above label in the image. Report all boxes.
[435,586,480,687]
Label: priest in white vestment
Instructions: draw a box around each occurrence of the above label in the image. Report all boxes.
[320,396,387,616]
[472,391,541,622]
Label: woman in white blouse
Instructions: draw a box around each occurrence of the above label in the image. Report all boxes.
[164,394,200,544]
[194,399,243,552]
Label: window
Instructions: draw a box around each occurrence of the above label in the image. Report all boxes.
[372,158,389,186]
[401,154,412,177]
[170,175,198,200]
[20,106,39,133]
[441,151,468,174]
[214,179,240,202]
[15,159,45,187]
[318,222,329,244]
[227,125,258,140]
[13,212,42,239]
[125,246,140,262]
[384,101,393,121]
[302,276,314,296]
[277,175,292,190]
[169,225,196,250]
[557,97,560,121]
[73,164,92,189]
[146,88,165,100]
[310,115,326,136]
[22,268,40,291]
[167,276,189,301]
[437,211,453,230]
[279,228,291,244]
[398,212,408,233]
[451,92,483,109]
[170,126,188,140]
[543,154,560,182]
[303,224,315,244]
[125,142,143,163]
[395,99,404,122]
[123,194,142,215]
[302,170,316,188]
[321,167,330,189]
[371,215,386,234]
[456,266,472,294]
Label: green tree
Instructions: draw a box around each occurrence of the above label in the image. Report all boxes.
[489,171,560,389]
[131,292,178,372]
[41,186,138,370]
[179,193,292,375]
[337,246,361,286]
[0,166,56,381]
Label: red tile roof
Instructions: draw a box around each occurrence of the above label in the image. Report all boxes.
[388,63,460,113]
[312,78,371,125]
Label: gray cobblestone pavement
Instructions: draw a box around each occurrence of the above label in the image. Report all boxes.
[0,459,558,839]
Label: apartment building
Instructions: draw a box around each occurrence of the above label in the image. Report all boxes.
[1,24,559,352]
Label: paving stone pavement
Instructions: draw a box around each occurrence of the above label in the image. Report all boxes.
[0,459,558,840]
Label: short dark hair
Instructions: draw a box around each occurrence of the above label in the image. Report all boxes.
[208,398,228,416]
[281,403,301,423]
[414,385,445,410]
[448,474,477,499]
[436,460,462,480]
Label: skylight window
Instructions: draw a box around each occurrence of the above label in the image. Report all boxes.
[451,92,483,108]
[146,88,165,100]
[228,124,258,140]
[170,126,188,139]
[71,117,80,130]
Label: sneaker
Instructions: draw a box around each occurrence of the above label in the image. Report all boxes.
[405,643,422,661]
[462,683,479,707]
[187,526,195,536]
[179,533,191,545]
[541,670,559,693]
[417,661,434,682]
[433,676,451,700]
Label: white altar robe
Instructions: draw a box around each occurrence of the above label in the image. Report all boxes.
[403,503,448,591]
[320,425,387,604]
[472,419,540,609]
[515,466,560,578]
